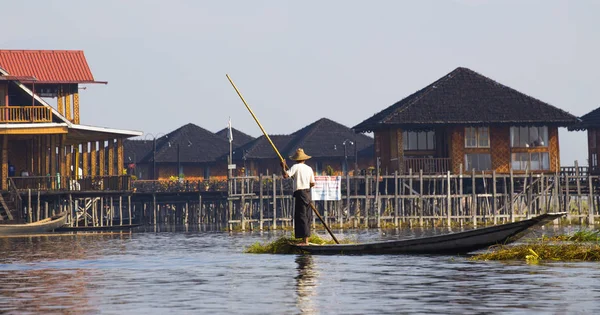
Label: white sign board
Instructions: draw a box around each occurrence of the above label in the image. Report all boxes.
[311,176,341,201]
[228,164,237,170]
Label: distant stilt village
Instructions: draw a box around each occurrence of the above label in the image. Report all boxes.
[1,50,599,230]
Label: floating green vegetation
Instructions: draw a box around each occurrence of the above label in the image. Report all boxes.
[245,234,354,254]
[545,229,600,243]
[471,243,600,262]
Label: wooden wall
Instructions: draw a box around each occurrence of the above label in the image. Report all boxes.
[374,129,403,173]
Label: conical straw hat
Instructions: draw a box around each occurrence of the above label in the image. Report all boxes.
[290,148,311,161]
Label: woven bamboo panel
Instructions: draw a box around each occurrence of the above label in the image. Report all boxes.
[449,127,464,173]
[549,126,559,172]
[396,129,404,173]
[491,126,510,173]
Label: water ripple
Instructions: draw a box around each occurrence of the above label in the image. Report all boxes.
[0,228,598,314]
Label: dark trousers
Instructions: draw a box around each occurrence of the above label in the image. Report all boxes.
[293,189,312,239]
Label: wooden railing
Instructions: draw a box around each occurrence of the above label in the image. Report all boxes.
[403,158,451,174]
[0,106,52,123]
[560,166,589,177]
[10,176,132,191]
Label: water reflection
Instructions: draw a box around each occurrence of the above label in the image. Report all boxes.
[295,255,318,314]
[0,269,97,314]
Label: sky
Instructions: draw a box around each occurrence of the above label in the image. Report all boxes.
[2,0,599,165]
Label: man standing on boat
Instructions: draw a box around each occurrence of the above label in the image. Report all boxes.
[281,148,316,246]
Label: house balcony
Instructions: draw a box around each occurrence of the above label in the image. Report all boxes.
[403,157,451,174]
[0,106,53,123]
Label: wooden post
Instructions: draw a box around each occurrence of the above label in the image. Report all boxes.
[100,197,104,227]
[73,86,80,124]
[241,177,246,231]
[57,86,64,116]
[65,85,72,121]
[509,169,514,222]
[66,145,72,179]
[90,141,97,177]
[459,164,463,224]
[153,194,157,226]
[408,168,413,224]
[492,170,497,225]
[119,196,123,226]
[60,135,67,179]
[446,170,451,227]
[110,197,114,226]
[565,169,571,222]
[419,169,424,227]
[1,135,7,190]
[588,175,595,225]
[36,190,41,221]
[259,174,264,230]
[365,173,370,227]
[117,138,124,176]
[27,189,32,223]
[347,173,351,228]
[375,159,380,228]
[471,169,477,227]
[575,161,582,224]
[50,135,56,177]
[128,195,132,225]
[272,173,277,230]
[527,172,533,219]
[82,142,89,177]
[196,193,205,223]
[99,141,105,176]
[108,139,115,176]
[44,202,49,220]
[394,171,399,227]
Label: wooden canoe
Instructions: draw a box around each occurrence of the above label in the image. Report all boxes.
[0,212,68,236]
[296,212,567,255]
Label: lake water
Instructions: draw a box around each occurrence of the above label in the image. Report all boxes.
[0,226,599,314]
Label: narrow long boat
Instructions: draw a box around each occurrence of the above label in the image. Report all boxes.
[296,212,566,255]
[0,212,68,236]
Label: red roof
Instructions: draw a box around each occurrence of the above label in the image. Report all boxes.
[0,50,98,83]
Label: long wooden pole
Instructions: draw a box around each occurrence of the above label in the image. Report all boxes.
[226,74,339,244]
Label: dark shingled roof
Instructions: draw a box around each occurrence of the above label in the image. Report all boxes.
[215,127,255,148]
[235,135,295,160]
[144,123,230,163]
[287,118,373,158]
[124,139,154,163]
[353,67,579,132]
[234,118,374,160]
[575,107,600,130]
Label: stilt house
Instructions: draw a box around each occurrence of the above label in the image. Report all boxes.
[353,67,578,174]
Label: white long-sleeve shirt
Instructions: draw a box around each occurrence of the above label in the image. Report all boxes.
[286,163,315,191]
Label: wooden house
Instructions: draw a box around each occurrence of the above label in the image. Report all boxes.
[235,118,375,176]
[125,123,230,180]
[575,107,600,174]
[353,67,578,174]
[0,50,141,190]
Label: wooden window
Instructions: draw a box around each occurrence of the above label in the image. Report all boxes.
[590,130,597,149]
[510,126,548,148]
[464,127,490,148]
[592,153,598,169]
[465,154,491,171]
[511,152,550,171]
[203,167,210,179]
[403,131,435,151]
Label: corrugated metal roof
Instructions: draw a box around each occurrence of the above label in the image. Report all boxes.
[0,50,97,83]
